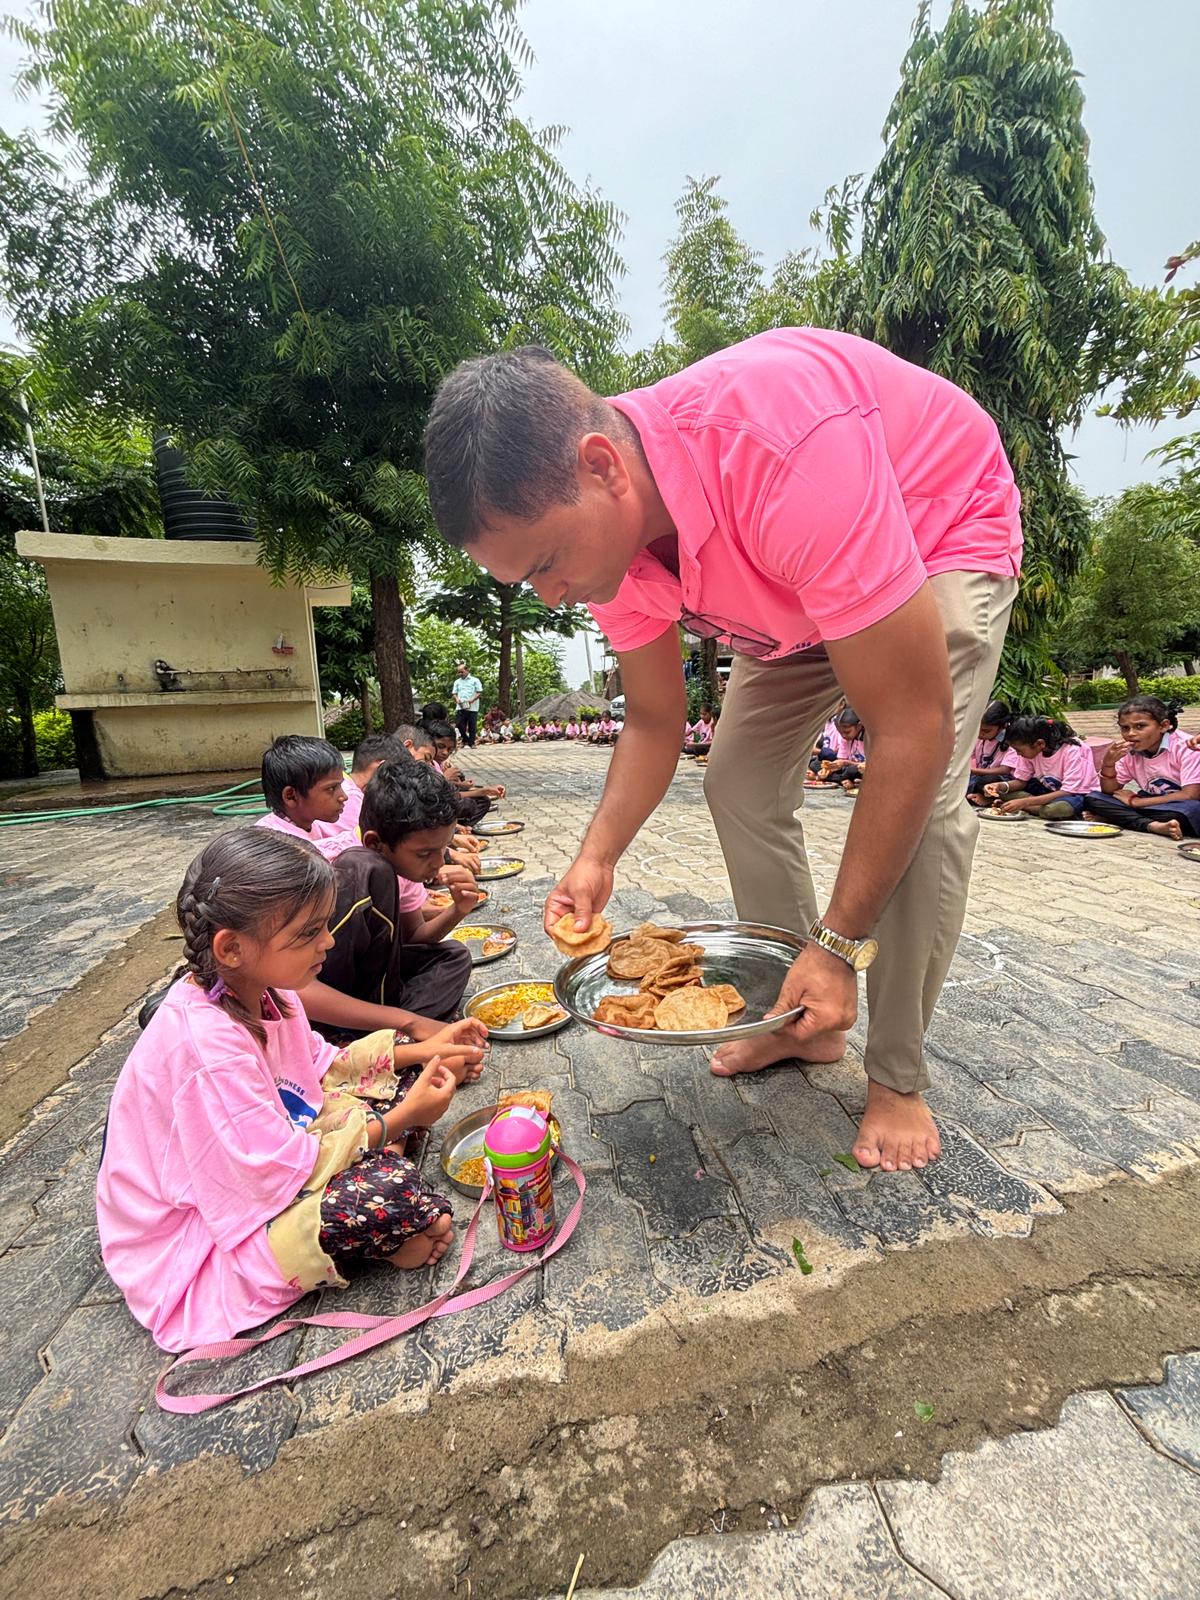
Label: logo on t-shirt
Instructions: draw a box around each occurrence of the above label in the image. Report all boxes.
[276,1081,318,1128]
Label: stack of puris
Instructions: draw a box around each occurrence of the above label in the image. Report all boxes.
[593,924,746,1032]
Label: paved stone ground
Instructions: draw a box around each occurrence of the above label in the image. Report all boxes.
[577,1359,1200,1599]
[1,742,1199,1591]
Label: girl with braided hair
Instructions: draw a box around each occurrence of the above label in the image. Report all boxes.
[96,827,481,1353]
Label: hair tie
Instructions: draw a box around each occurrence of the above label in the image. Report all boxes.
[209,875,221,896]
[208,976,229,1002]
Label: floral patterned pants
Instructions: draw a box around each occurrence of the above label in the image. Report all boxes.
[317,1069,452,1264]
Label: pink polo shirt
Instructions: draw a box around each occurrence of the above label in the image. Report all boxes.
[833,730,866,763]
[589,328,1022,658]
[1008,742,1096,795]
[96,979,341,1351]
[1115,731,1200,795]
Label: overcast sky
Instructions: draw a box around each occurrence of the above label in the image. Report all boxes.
[2,1,1194,689]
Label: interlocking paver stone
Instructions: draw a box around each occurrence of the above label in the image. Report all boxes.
[3,741,1200,1529]
[879,1390,1200,1600]
[574,1481,944,1599]
[1119,1352,1200,1473]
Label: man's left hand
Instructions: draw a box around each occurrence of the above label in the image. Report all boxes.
[769,943,859,1045]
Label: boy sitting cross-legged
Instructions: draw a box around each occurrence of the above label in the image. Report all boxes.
[298,759,485,1044]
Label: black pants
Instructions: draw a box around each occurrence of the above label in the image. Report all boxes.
[455,707,478,747]
[1085,791,1200,836]
[456,792,491,827]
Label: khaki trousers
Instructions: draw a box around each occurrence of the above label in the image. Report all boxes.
[703,571,1017,1094]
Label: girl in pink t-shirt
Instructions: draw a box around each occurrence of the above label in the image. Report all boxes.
[684,705,717,754]
[966,698,1014,805]
[818,706,867,790]
[96,828,474,1353]
[1087,695,1200,841]
[985,716,1095,817]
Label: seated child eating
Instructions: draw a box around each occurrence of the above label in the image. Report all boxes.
[256,734,357,860]
[301,760,486,1037]
[684,705,717,755]
[96,828,474,1353]
[966,698,1014,805]
[814,706,866,789]
[1085,695,1200,841]
[984,716,1095,817]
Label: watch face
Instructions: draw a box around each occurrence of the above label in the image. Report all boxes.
[852,938,880,972]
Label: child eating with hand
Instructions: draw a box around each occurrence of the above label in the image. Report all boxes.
[97,828,465,1353]
[984,716,1095,818]
[1085,695,1200,840]
[302,760,484,1037]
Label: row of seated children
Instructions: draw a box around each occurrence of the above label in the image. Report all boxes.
[808,704,867,790]
[95,733,515,1354]
[967,695,1200,840]
[525,713,621,743]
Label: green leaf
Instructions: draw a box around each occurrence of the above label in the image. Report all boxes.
[791,1239,814,1275]
[833,1153,861,1172]
[914,1400,935,1424]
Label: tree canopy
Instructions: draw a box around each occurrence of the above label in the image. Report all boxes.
[1057,485,1200,693]
[0,0,624,722]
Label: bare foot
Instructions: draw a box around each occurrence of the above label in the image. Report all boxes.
[386,1213,454,1270]
[711,1028,846,1077]
[853,1081,941,1172]
[1148,819,1184,841]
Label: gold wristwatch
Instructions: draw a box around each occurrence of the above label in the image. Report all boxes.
[809,919,879,973]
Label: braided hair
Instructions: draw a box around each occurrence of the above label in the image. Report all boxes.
[176,828,334,1044]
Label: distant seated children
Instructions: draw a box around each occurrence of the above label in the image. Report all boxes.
[817,707,867,789]
[321,733,407,837]
[256,734,356,861]
[591,713,617,745]
[301,760,487,1038]
[808,712,841,776]
[965,699,1014,805]
[545,718,563,741]
[423,718,505,824]
[564,718,580,740]
[500,718,514,742]
[984,716,1095,817]
[1085,696,1200,841]
[96,828,476,1353]
[684,704,717,755]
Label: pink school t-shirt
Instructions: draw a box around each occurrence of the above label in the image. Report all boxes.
[972,734,1011,771]
[687,718,715,744]
[335,776,364,834]
[833,730,866,763]
[589,327,1022,659]
[1008,742,1096,795]
[256,809,356,863]
[96,980,341,1352]
[1115,731,1200,794]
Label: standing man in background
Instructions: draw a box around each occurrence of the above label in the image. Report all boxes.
[451,661,483,748]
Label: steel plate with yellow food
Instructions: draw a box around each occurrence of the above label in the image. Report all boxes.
[465,980,571,1039]
[554,920,808,1046]
[447,922,518,966]
[440,1091,563,1198]
[424,885,490,910]
[476,855,526,881]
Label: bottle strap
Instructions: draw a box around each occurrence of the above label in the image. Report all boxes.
[156,1153,586,1414]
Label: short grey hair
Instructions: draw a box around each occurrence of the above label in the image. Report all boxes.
[423,346,615,548]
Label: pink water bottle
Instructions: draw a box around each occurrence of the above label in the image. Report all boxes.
[483,1107,556,1252]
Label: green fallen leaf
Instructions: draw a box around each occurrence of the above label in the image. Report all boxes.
[914,1400,935,1423]
[791,1239,814,1275]
[818,1167,833,1177]
[833,1153,861,1172]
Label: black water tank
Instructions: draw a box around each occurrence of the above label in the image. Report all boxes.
[153,432,255,541]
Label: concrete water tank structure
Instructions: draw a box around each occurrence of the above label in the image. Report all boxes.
[16,530,350,779]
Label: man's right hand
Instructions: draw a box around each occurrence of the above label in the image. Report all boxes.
[545,855,614,934]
